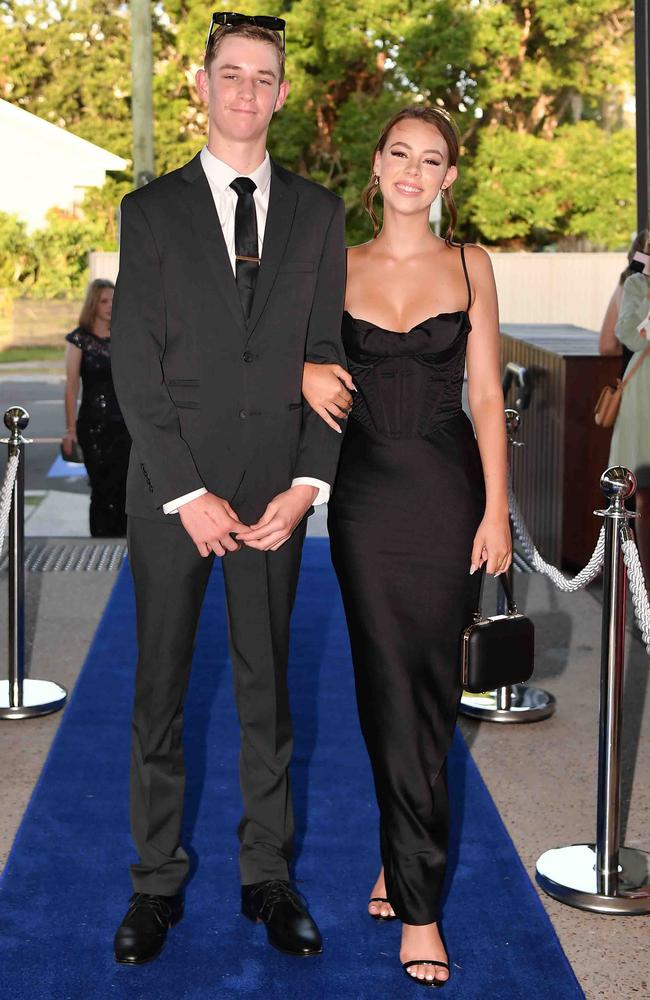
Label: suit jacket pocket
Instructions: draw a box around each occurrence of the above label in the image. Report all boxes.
[167,379,200,387]
[173,399,200,410]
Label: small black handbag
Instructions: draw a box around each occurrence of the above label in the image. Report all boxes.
[461,568,535,693]
[60,439,84,464]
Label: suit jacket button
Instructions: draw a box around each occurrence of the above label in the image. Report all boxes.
[239,409,247,419]
[242,351,253,363]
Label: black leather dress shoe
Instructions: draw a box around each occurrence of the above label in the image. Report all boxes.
[241,879,323,957]
[113,892,184,965]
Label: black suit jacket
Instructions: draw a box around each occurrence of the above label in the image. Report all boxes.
[111,153,347,523]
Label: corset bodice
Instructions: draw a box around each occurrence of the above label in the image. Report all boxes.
[342,309,471,439]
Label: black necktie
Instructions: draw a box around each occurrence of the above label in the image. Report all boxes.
[230,176,259,320]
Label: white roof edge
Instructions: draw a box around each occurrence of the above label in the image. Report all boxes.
[0,99,129,170]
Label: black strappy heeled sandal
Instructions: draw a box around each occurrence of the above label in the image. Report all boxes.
[368,896,397,921]
[402,959,450,989]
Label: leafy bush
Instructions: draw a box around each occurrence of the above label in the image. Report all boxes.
[0,213,39,294]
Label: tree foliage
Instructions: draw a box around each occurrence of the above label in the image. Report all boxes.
[0,212,37,290]
[465,121,636,249]
[0,0,637,295]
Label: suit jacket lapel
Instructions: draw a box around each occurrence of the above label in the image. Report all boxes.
[180,153,246,336]
[246,161,297,339]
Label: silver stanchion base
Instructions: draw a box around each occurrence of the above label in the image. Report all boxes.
[536,844,650,915]
[459,683,556,723]
[0,678,67,720]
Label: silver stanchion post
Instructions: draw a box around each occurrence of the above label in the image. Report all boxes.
[0,406,67,720]
[460,408,556,723]
[536,467,650,913]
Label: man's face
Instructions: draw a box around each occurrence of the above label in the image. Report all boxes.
[196,35,290,145]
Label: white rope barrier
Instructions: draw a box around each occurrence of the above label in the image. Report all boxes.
[509,487,605,592]
[509,485,650,655]
[622,539,650,656]
[0,453,19,553]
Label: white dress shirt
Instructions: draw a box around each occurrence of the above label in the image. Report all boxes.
[163,146,330,514]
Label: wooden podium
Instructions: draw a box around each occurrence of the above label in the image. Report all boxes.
[500,324,622,569]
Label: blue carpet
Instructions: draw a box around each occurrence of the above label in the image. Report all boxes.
[0,540,583,1000]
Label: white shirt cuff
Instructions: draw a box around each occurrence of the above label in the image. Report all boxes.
[162,487,207,514]
[291,478,330,506]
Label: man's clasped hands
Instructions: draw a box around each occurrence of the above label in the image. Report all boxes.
[178,484,318,557]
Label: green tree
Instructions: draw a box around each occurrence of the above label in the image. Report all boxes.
[552,121,636,249]
[467,0,633,138]
[465,120,636,249]
[0,213,38,292]
[464,129,559,244]
[30,208,106,297]
[0,0,133,162]
[0,0,637,264]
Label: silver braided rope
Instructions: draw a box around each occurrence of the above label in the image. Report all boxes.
[621,539,650,655]
[0,453,19,553]
[509,487,605,592]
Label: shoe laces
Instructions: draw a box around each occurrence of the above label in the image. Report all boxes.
[127,893,174,927]
[251,880,304,919]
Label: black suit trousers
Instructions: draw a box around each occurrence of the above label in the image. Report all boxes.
[127,512,307,895]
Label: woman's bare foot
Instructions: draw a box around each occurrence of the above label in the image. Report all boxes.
[367,867,396,919]
[400,921,449,985]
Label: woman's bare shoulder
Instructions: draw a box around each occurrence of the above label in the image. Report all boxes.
[458,242,491,265]
[458,243,495,289]
[346,240,375,275]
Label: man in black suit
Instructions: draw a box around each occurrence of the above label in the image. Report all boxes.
[110,13,346,965]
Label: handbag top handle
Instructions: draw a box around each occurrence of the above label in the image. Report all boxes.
[473,565,518,620]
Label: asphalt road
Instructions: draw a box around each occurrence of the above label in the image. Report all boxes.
[0,372,89,495]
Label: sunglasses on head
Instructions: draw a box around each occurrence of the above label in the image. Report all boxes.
[205,11,286,53]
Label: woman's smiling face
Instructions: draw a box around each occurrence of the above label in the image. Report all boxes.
[374,117,457,217]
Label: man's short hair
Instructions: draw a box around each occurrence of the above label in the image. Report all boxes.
[204,23,285,83]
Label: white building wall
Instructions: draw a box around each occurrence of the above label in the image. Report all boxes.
[0,99,127,231]
[90,250,626,332]
[489,252,627,333]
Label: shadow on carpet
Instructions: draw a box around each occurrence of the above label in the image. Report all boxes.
[0,540,583,1000]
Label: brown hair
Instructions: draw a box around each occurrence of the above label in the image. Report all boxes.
[362,106,460,246]
[620,229,650,285]
[204,23,285,83]
[78,279,114,333]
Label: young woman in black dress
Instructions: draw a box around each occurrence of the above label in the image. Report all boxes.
[63,279,130,536]
[302,107,511,988]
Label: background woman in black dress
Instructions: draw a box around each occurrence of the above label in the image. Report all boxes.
[63,279,130,536]
[302,107,511,988]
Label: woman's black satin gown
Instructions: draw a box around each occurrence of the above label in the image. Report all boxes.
[328,250,485,925]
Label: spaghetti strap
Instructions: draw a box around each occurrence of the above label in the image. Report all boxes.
[460,244,472,312]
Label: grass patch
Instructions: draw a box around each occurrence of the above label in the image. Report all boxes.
[0,345,64,363]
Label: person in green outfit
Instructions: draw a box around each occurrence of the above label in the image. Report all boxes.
[608,234,650,585]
